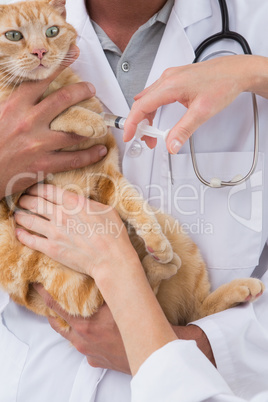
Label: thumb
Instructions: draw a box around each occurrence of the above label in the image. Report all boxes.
[166,108,205,154]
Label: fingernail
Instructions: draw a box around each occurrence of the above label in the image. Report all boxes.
[170,139,182,154]
[98,146,107,157]
[87,82,96,95]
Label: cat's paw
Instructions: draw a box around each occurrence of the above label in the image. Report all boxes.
[51,107,108,138]
[86,113,108,138]
[232,278,265,304]
[137,229,173,263]
[240,278,265,302]
[142,253,181,294]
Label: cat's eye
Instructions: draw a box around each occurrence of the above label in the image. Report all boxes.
[5,31,23,41]
[46,26,59,38]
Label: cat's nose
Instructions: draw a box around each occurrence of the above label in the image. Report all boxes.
[31,48,47,60]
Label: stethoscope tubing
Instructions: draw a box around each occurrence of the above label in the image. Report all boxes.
[187,0,259,188]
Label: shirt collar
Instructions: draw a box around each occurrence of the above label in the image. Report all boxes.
[174,0,212,29]
[91,0,175,55]
[67,0,212,38]
[151,0,175,25]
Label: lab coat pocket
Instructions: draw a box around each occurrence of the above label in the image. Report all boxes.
[160,152,264,288]
[0,314,29,401]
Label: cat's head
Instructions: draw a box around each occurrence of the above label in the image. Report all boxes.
[0,0,77,82]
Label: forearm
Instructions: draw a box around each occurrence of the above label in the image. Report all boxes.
[95,261,178,376]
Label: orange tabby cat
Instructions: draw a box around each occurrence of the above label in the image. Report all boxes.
[0,0,264,329]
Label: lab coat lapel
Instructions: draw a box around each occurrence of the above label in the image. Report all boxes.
[146,0,213,88]
[66,0,130,117]
[69,358,107,402]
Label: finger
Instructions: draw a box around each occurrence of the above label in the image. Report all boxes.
[15,210,53,237]
[26,184,66,205]
[18,194,58,220]
[16,227,49,253]
[48,316,73,339]
[46,130,90,150]
[33,283,73,324]
[27,184,109,219]
[25,184,84,212]
[44,145,108,175]
[123,91,173,142]
[166,107,207,154]
[32,81,96,124]
[15,45,80,105]
[133,86,151,100]
[25,184,87,216]
[33,284,85,338]
[133,75,164,101]
[123,110,157,142]
[143,136,157,149]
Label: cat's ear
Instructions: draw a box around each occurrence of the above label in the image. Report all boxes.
[48,0,66,18]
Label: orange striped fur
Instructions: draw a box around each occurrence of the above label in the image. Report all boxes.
[0,0,264,330]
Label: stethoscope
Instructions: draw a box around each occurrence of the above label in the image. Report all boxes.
[171,0,259,188]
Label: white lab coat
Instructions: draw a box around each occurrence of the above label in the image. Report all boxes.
[0,0,268,400]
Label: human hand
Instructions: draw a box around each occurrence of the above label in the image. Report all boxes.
[33,283,215,374]
[123,55,252,153]
[0,44,106,199]
[33,283,131,374]
[14,183,141,282]
[172,325,216,367]
[14,185,215,375]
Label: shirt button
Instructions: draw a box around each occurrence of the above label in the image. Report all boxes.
[127,140,143,158]
[121,61,130,72]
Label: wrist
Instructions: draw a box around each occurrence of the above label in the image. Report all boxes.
[93,253,144,298]
[240,55,268,96]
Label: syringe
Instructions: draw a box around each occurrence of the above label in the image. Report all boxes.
[100,112,170,141]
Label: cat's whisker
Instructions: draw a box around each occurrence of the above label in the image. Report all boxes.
[0,61,19,68]
[0,65,25,91]
[0,63,21,73]
[0,60,24,72]
[3,69,27,99]
[0,71,22,88]
[0,68,19,82]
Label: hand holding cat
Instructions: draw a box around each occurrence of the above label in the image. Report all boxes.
[123,55,268,154]
[31,281,214,374]
[15,183,180,375]
[33,286,132,374]
[14,183,216,375]
[15,183,142,283]
[0,44,106,200]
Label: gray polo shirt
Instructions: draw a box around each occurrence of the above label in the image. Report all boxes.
[91,0,174,108]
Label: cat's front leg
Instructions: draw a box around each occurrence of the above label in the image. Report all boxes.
[142,253,181,294]
[200,278,265,317]
[50,106,107,138]
[102,173,174,264]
